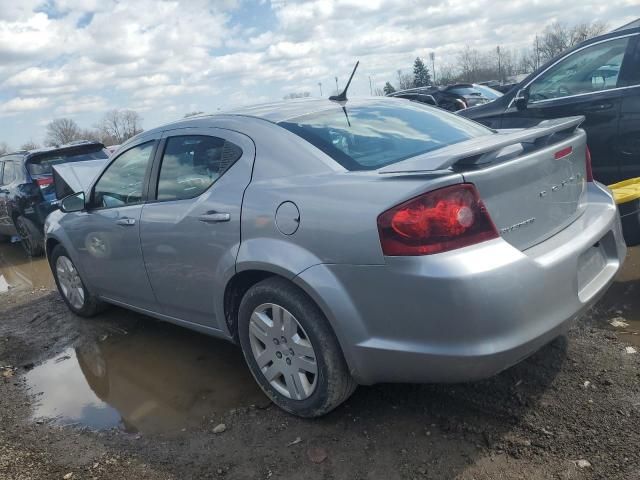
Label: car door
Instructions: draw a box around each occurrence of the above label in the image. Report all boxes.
[500,34,638,185]
[60,137,159,310]
[617,35,640,180]
[140,127,255,328]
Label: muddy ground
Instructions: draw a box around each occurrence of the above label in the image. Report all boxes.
[1,242,639,479]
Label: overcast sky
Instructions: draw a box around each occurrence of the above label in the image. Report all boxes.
[0,0,637,147]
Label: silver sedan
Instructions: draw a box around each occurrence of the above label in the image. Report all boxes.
[45,97,626,417]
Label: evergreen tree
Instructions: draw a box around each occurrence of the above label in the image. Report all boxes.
[413,57,432,87]
[383,81,396,95]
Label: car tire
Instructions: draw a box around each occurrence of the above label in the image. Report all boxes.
[238,277,356,418]
[50,245,106,317]
[0,234,11,243]
[14,215,44,257]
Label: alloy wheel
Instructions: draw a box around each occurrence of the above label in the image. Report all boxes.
[56,256,85,309]
[248,303,318,400]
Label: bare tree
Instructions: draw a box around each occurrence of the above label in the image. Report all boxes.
[45,118,81,146]
[538,21,608,62]
[436,63,459,85]
[457,46,483,82]
[97,110,143,145]
[20,140,40,151]
[0,142,10,155]
[570,21,608,47]
[396,71,414,90]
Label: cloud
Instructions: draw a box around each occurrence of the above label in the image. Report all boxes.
[0,0,636,145]
[55,95,107,114]
[0,96,50,115]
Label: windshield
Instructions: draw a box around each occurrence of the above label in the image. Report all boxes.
[27,148,108,176]
[279,103,492,171]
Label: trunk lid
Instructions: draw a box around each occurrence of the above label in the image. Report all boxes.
[379,116,588,251]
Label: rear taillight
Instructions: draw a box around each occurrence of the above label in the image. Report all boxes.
[585,146,594,182]
[377,183,499,256]
[35,177,53,189]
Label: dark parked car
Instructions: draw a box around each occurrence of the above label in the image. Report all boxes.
[0,141,109,255]
[388,83,502,111]
[459,22,640,185]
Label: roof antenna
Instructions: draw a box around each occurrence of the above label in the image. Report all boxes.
[329,61,359,102]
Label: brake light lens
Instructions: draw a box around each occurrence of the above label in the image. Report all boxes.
[585,146,594,182]
[554,146,572,160]
[377,184,499,256]
[35,177,53,189]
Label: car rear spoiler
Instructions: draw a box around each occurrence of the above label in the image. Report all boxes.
[378,116,585,174]
[52,159,108,200]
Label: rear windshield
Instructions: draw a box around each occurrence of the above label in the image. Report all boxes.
[448,86,482,96]
[279,103,492,170]
[472,85,503,99]
[27,147,108,176]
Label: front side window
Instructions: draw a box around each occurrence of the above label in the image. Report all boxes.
[529,37,631,102]
[279,102,492,171]
[156,135,242,201]
[93,142,154,208]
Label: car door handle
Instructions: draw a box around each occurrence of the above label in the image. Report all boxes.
[583,102,613,112]
[116,218,136,226]
[198,212,231,223]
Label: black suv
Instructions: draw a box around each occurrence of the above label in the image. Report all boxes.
[459,21,640,185]
[0,141,109,255]
[388,83,503,112]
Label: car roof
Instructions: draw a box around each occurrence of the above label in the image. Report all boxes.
[143,97,418,136]
[0,140,105,161]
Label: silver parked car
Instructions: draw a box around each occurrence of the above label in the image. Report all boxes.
[45,98,626,417]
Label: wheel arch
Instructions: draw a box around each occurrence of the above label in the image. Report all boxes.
[224,262,363,381]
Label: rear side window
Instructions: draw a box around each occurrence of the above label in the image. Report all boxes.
[27,148,108,176]
[156,135,242,201]
[2,162,17,184]
[93,142,155,208]
[279,103,492,170]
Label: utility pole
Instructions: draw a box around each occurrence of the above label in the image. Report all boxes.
[429,52,436,85]
[334,76,339,94]
[496,45,501,82]
[318,82,323,97]
[368,76,373,95]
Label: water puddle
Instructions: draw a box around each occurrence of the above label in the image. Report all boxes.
[0,243,55,292]
[26,325,268,434]
[597,246,640,346]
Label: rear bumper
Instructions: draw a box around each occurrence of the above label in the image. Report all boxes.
[296,182,626,385]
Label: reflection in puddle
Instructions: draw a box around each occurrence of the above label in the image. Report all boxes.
[26,326,268,434]
[598,246,640,346]
[0,243,55,292]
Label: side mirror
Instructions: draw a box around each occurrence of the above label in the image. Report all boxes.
[514,88,529,110]
[60,191,86,213]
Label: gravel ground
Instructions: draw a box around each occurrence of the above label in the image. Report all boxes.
[1,272,639,479]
